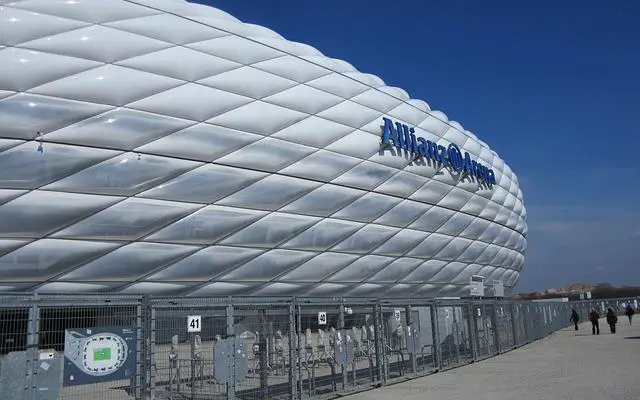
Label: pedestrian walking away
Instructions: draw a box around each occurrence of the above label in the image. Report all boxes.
[570,309,580,331]
[606,308,617,334]
[589,308,600,335]
[625,305,635,325]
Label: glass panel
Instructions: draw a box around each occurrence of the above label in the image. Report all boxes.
[406,233,454,258]
[366,258,423,283]
[139,164,267,204]
[332,161,396,191]
[401,260,448,283]
[221,213,320,248]
[375,171,426,198]
[271,115,354,148]
[0,189,27,205]
[45,107,192,150]
[0,142,119,189]
[45,153,200,196]
[410,206,456,233]
[146,246,264,282]
[327,255,393,282]
[331,224,399,254]
[374,200,431,228]
[136,123,261,162]
[119,282,187,295]
[436,213,474,236]
[250,283,305,296]
[348,283,388,297]
[35,282,117,293]
[280,150,360,182]
[216,137,314,172]
[324,130,380,159]
[438,187,473,210]
[217,174,320,211]
[410,180,452,205]
[458,242,489,263]
[0,139,23,152]
[304,283,355,297]
[60,242,199,281]
[450,264,484,284]
[0,239,121,282]
[188,282,251,296]
[0,93,110,139]
[460,218,489,240]
[281,219,363,251]
[0,239,30,257]
[429,262,467,283]
[476,244,501,264]
[435,237,474,261]
[146,205,267,245]
[53,198,200,240]
[219,249,315,281]
[278,252,359,282]
[0,191,120,238]
[280,184,364,217]
[372,229,428,256]
[332,192,400,223]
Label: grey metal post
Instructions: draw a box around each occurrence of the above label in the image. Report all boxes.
[226,302,236,400]
[150,306,157,400]
[338,301,347,390]
[467,302,478,362]
[288,301,299,400]
[404,304,417,375]
[25,293,39,400]
[451,305,461,364]
[135,302,142,399]
[372,302,385,386]
[429,302,441,371]
[490,303,501,354]
[510,303,519,347]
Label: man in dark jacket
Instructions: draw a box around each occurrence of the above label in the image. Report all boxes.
[570,309,580,331]
[625,305,635,325]
[589,309,600,335]
[606,308,618,334]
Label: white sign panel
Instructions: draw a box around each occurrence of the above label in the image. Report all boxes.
[586,291,592,299]
[318,312,327,325]
[394,310,401,321]
[470,275,485,297]
[187,315,202,333]
[579,293,585,300]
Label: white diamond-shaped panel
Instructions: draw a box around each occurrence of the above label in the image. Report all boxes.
[0,0,526,297]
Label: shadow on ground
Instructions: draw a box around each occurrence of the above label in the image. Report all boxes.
[623,336,640,340]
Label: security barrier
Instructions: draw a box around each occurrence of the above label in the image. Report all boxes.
[0,294,636,400]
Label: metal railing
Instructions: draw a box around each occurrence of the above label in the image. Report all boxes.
[0,294,636,400]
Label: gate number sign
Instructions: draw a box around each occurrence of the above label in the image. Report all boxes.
[187,315,202,333]
[318,312,327,325]
[394,310,401,321]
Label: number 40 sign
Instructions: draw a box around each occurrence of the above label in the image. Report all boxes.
[187,315,202,333]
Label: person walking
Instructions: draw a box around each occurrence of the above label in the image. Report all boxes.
[570,309,580,331]
[625,305,635,325]
[589,308,600,335]
[606,308,618,334]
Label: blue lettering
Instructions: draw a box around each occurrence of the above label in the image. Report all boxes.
[380,117,496,186]
[395,122,406,149]
[382,117,400,148]
[417,137,428,157]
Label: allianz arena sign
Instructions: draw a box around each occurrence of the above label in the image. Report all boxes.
[381,117,497,186]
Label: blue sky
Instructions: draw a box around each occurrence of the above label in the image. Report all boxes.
[200,0,640,292]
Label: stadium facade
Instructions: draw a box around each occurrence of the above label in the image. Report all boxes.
[0,0,527,297]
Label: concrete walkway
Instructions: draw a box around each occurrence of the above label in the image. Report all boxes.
[345,320,640,400]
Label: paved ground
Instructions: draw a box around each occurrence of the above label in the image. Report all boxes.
[345,319,640,400]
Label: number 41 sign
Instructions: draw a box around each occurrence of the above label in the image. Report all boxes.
[187,315,202,333]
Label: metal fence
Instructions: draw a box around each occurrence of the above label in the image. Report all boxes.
[0,294,636,400]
